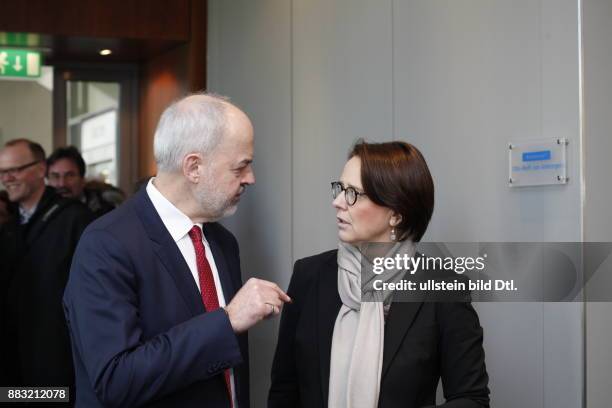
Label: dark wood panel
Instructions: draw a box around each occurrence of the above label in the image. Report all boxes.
[0,0,190,41]
[187,0,207,92]
[138,45,189,178]
[137,0,207,178]
[44,35,183,63]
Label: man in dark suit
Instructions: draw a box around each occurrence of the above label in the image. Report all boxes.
[64,93,290,407]
[0,139,93,397]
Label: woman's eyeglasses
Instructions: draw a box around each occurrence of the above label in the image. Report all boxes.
[331,181,366,206]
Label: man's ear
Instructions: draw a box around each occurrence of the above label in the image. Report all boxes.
[37,162,48,179]
[182,153,202,183]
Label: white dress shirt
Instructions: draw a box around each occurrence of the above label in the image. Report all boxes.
[146,178,238,407]
[19,203,37,224]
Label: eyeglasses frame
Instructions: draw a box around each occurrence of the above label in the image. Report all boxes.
[331,181,367,206]
[0,160,42,179]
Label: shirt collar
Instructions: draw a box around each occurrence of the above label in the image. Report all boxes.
[19,204,37,224]
[146,177,199,242]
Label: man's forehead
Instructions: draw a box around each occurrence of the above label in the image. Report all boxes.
[219,131,253,150]
[0,143,34,164]
[210,142,253,167]
[50,158,79,172]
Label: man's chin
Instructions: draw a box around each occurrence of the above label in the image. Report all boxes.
[205,203,238,222]
[7,191,22,203]
[222,204,238,218]
[55,189,73,198]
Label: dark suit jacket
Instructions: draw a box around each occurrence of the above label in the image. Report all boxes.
[63,187,249,408]
[2,187,92,392]
[269,250,489,408]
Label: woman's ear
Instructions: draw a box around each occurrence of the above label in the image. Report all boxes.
[390,213,402,227]
[183,153,202,183]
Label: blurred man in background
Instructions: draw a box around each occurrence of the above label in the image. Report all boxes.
[0,139,92,404]
[47,146,124,218]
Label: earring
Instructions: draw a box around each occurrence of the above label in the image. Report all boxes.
[390,228,397,241]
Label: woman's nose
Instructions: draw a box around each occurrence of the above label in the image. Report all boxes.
[332,192,346,209]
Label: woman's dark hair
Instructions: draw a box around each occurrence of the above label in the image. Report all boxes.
[349,140,434,242]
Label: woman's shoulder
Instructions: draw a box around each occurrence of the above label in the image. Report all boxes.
[295,248,337,270]
[289,249,338,291]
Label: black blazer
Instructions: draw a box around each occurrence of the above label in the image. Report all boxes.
[269,250,489,408]
[2,187,92,392]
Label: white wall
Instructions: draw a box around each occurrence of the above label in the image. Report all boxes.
[0,78,52,154]
[208,1,293,404]
[392,2,582,407]
[208,1,586,407]
[583,0,612,406]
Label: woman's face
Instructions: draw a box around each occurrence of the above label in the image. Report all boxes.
[333,156,396,244]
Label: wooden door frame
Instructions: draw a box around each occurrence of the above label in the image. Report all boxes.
[52,62,139,195]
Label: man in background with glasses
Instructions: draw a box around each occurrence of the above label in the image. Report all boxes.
[0,139,92,404]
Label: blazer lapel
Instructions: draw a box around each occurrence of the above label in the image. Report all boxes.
[381,300,423,379]
[134,189,204,317]
[382,262,430,378]
[317,256,342,404]
[202,223,237,302]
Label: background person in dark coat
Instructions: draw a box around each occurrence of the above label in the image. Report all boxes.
[0,189,18,384]
[0,190,17,226]
[0,139,92,403]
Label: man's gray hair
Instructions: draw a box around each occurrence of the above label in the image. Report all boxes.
[154,93,230,173]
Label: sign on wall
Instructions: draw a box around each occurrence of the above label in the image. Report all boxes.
[0,49,41,78]
[508,138,569,187]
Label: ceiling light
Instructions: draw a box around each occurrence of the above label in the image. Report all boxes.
[99,49,112,56]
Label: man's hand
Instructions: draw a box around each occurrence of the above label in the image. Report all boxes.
[224,278,292,333]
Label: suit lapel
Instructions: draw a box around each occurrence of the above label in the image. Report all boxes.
[202,223,237,302]
[317,255,342,404]
[134,189,204,317]
[381,301,423,379]
[22,187,58,246]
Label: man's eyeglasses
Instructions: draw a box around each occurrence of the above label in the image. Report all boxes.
[0,160,41,179]
[331,181,367,206]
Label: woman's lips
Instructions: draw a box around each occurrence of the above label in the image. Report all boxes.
[337,217,350,228]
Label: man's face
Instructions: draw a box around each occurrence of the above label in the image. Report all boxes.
[193,108,255,221]
[48,158,85,198]
[0,143,46,205]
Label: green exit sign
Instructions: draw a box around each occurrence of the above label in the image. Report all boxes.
[0,49,41,78]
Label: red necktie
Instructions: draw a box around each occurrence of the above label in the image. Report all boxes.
[188,225,233,408]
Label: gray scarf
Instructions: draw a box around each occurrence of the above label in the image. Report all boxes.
[328,240,416,408]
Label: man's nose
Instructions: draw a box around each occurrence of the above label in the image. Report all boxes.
[243,168,255,185]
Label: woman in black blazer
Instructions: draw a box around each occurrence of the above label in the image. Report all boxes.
[269,141,489,408]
